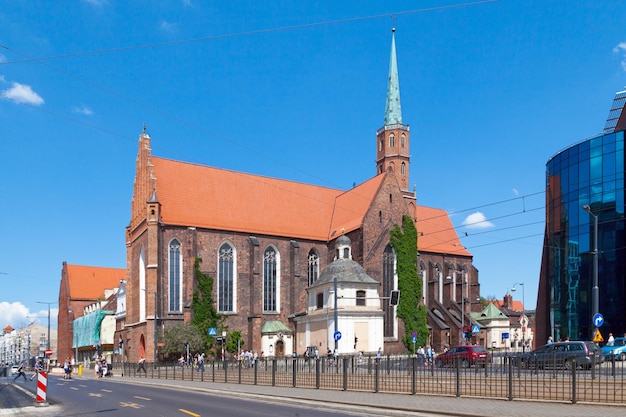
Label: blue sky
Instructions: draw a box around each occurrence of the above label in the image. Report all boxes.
[1,0,625,331]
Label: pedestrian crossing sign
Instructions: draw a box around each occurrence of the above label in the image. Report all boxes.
[208,327,217,336]
[593,329,604,343]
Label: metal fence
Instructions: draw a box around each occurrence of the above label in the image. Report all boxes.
[116,353,626,405]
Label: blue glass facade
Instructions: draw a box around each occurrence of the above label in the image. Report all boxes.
[541,131,626,341]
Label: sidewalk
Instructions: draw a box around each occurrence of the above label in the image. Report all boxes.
[110,376,626,417]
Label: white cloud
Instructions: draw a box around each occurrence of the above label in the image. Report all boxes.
[613,42,626,72]
[72,105,94,115]
[1,82,44,106]
[512,188,519,196]
[0,302,58,330]
[462,211,495,229]
[0,301,31,328]
[160,20,178,33]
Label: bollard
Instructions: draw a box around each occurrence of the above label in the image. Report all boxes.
[36,372,49,406]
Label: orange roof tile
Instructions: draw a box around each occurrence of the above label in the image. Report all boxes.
[151,157,470,258]
[66,264,126,300]
[416,205,471,256]
[328,175,385,237]
[153,157,385,241]
[493,299,525,312]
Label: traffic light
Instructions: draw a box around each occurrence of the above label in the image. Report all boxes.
[464,326,472,340]
[389,290,400,306]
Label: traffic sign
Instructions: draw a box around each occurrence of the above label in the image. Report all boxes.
[208,327,217,336]
[471,325,480,335]
[593,313,604,327]
[334,331,342,341]
[593,329,604,343]
[44,349,52,356]
[502,332,510,340]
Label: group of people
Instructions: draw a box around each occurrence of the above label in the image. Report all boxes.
[93,357,111,378]
[235,350,260,368]
[417,345,435,365]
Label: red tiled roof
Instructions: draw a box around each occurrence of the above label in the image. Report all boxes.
[493,299,525,312]
[416,205,470,256]
[66,264,126,300]
[153,157,385,241]
[151,156,470,257]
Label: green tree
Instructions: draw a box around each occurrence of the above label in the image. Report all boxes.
[225,330,244,354]
[161,323,205,356]
[390,214,429,351]
[191,258,224,352]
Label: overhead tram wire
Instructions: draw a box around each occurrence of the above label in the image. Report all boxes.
[0,1,500,66]
[0,3,503,222]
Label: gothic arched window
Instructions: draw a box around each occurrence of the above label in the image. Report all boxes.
[168,239,182,312]
[307,249,319,286]
[263,246,279,312]
[218,242,235,313]
[383,244,396,337]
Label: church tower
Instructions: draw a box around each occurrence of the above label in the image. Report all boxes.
[376,28,414,201]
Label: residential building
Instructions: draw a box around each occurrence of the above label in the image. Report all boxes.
[0,323,57,365]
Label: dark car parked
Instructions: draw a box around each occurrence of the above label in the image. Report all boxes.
[435,345,491,368]
[512,341,604,370]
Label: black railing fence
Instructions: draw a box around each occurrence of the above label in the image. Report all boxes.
[116,352,626,405]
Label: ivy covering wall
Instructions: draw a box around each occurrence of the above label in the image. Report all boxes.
[390,214,429,350]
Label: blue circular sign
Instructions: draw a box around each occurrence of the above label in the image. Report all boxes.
[593,313,604,327]
[334,331,342,341]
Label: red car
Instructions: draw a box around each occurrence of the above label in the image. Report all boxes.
[435,345,491,368]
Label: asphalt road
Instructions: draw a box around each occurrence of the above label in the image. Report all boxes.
[1,374,400,417]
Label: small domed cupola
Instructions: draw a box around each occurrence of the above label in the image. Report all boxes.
[335,235,352,260]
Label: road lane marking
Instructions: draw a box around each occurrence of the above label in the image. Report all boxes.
[133,396,151,401]
[89,393,102,397]
[70,387,79,390]
[179,409,200,417]
[101,389,113,392]
[120,402,143,408]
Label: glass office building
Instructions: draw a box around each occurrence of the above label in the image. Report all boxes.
[537,91,626,343]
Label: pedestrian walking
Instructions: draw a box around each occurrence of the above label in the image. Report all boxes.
[13,361,27,382]
[137,356,147,375]
[63,357,72,379]
[30,359,43,381]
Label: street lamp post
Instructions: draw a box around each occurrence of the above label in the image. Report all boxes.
[583,204,599,340]
[36,301,57,350]
[511,283,525,352]
[333,276,338,352]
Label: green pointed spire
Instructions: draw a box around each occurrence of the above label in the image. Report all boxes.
[384,28,402,125]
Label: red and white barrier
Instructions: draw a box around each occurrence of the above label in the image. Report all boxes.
[36,372,48,404]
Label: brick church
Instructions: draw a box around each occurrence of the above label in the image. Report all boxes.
[116,29,479,362]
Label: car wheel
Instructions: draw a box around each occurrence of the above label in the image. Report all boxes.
[520,360,528,370]
[435,358,443,368]
[619,352,626,361]
[461,359,469,368]
[564,360,575,370]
